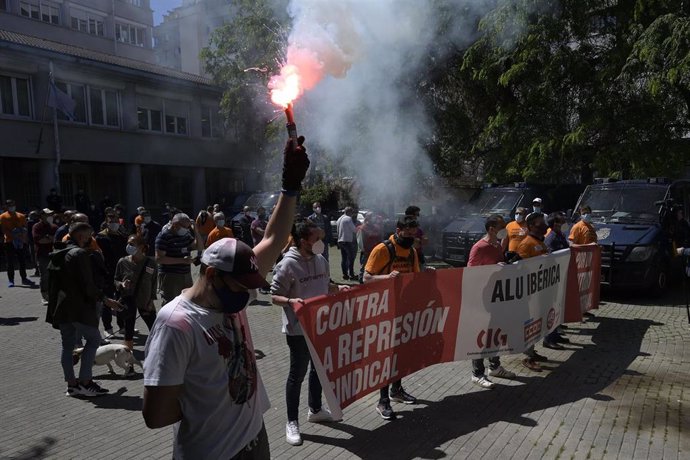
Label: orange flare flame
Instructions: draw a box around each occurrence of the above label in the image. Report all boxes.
[269,64,302,108]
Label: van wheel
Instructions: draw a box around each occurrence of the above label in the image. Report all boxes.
[650,267,668,297]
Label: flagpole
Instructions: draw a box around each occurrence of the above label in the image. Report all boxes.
[49,61,61,195]
[34,77,51,155]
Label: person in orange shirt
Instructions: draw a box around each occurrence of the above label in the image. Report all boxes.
[569,205,598,245]
[504,207,529,252]
[196,207,215,246]
[364,215,421,420]
[205,213,234,248]
[516,212,550,371]
[0,199,34,287]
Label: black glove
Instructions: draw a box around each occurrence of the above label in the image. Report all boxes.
[282,138,310,192]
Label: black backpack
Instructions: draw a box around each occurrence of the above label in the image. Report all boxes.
[45,247,78,329]
[378,240,417,275]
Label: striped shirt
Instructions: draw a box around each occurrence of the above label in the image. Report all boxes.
[155,227,195,274]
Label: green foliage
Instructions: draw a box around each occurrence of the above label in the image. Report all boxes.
[427,0,690,183]
[201,0,289,167]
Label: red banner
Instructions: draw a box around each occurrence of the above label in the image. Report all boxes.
[564,244,602,322]
[293,269,463,415]
[294,247,600,417]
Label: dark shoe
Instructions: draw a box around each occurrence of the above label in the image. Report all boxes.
[555,335,570,344]
[522,358,542,372]
[376,402,396,420]
[21,278,35,286]
[558,324,569,330]
[390,387,416,404]
[65,383,82,397]
[532,351,548,362]
[542,340,564,350]
[8,281,14,288]
[583,311,595,318]
[343,274,350,280]
[79,380,109,397]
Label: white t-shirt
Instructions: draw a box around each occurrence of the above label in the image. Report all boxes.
[337,214,356,243]
[144,295,270,460]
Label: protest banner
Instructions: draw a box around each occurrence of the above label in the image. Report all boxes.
[564,244,602,322]
[294,250,573,417]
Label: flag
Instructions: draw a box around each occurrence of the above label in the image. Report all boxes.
[47,81,75,120]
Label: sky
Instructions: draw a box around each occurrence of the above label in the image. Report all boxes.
[150,0,183,25]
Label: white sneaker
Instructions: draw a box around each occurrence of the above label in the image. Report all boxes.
[307,407,339,423]
[488,366,517,379]
[285,421,302,446]
[471,375,495,389]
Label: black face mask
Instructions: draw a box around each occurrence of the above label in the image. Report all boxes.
[395,234,415,249]
[213,281,250,314]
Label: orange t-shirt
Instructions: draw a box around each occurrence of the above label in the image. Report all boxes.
[62,234,101,252]
[0,211,26,243]
[506,220,528,251]
[516,234,548,259]
[568,221,597,245]
[196,212,215,236]
[206,226,235,248]
[365,235,420,275]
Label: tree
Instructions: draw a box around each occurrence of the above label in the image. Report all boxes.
[201,0,289,181]
[427,0,690,183]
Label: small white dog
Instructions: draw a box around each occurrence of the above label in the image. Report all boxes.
[73,344,142,375]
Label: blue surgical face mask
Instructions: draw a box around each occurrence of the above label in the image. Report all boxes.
[213,279,251,314]
[515,214,525,223]
[176,227,189,236]
[582,214,592,223]
[533,206,541,213]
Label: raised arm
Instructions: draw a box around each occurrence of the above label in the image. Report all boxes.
[254,139,310,277]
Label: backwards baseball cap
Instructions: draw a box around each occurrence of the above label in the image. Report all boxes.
[201,238,269,289]
[533,197,543,204]
[41,208,55,215]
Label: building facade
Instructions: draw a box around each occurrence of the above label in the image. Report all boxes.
[154,0,236,77]
[0,0,258,218]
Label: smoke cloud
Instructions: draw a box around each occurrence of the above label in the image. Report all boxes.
[276,0,512,212]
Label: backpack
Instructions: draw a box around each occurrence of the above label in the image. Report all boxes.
[378,240,417,275]
[45,247,79,329]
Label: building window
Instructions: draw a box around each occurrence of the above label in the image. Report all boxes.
[71,9,105,36]
[116,22,146,47]
[165,115,186,135]
[201,105,221,138]
[89,87,119,127]
[55,81,86,123]
[138,107,162,132]
[125,0,143,6]
[0,75,31,118]
[20,1,59,25]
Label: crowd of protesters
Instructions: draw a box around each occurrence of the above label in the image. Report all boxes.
[5,137,690,459]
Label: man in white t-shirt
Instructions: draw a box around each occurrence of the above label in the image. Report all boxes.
[142,139,309,460]
[336,207,357,280]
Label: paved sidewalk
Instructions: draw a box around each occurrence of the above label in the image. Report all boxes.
[0,260,688,459]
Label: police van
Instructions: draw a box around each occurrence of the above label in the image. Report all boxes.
[441,183,584,266]
[573,178,690,293]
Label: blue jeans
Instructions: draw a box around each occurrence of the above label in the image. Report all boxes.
[339,241,357,277]
[285,335,322,422]
[59,322,101,382]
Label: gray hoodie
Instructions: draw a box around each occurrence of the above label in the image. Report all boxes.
[271,246,330,335]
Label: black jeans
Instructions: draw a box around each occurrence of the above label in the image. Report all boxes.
[4,243,27,282]
[379,380,402,405]
[472,357,501,378]
[339,241,357,277]
[285,335,322,422]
